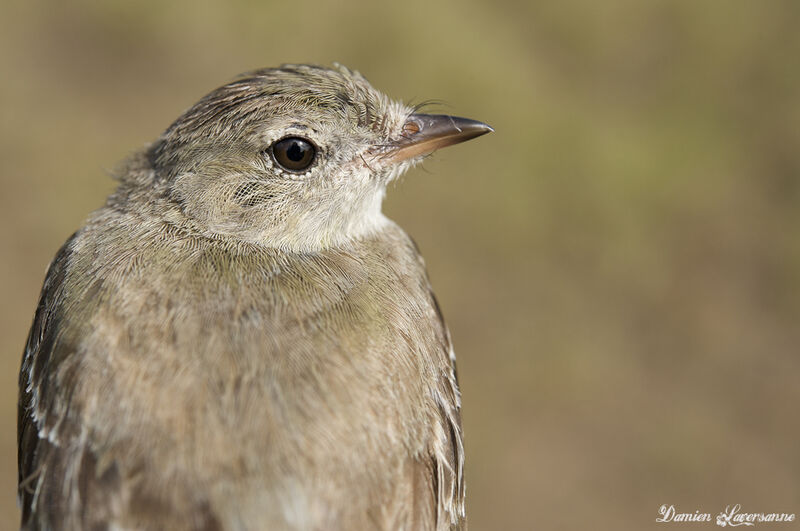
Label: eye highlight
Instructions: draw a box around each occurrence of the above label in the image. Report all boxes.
[270,137,316,172]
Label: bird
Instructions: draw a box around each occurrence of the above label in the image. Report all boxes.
[18,63,492,530]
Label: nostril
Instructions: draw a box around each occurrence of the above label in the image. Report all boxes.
[402,120,420,136]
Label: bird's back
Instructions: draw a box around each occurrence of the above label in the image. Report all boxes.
[18,205,464,530]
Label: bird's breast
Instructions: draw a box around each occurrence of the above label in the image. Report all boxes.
[65,220,447,520]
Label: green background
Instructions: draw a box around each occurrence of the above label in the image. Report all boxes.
[1,1,799,529]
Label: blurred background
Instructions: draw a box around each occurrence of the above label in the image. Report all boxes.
[1,1,799,529]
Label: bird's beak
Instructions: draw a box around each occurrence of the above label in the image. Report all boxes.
[381,114,493,163]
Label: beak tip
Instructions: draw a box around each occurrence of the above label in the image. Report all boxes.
[464,119,493,141]
[458,117,493,138]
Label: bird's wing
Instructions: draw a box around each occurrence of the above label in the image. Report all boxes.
[428,293,466,530]
[18,235,170,530]
[390,237,465,531]
[375,292,465,531]
[18,234,224,531]
[17,233,112,529]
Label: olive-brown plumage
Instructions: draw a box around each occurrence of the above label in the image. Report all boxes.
[18,64,491,530]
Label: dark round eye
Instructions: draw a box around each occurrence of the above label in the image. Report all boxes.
[270,137,316,172]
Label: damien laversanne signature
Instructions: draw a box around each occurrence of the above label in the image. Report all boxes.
[657,504,796,526]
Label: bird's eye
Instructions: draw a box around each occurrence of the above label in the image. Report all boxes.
[270,137,316,172]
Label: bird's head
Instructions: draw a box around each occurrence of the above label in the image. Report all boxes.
[146,64,491,251]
